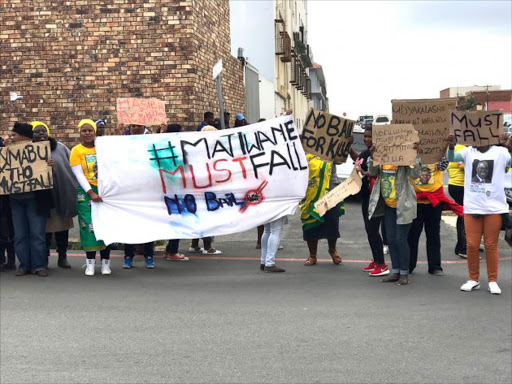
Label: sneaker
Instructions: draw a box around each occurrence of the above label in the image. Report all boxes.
[145,256,155,269]
[369,265,390,276]
[381,273,400,283]
[123,257,133,269]
[166,253,189,261]
[203,248,222,255]
[460,280,480,292]
[383,245,389,255]
[85,259,95,276]
[264,265,285,273]
[488,282,501,295]
[188,247,204,253]
[458,252,467,259]
[362,261,377,272]
[101,259,112,275]
[430,269,444,276]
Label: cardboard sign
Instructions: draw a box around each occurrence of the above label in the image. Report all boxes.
[450,110,503,146]
[116,98,167,126]
[373,124,419,166]
[91,115,309,244]
[392,98,456,164]
[314,167,362,217]
[0,142,53,195]
[302,108,355,164]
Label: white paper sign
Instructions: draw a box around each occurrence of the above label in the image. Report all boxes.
[92,115,309,244]
[212,59,223,79]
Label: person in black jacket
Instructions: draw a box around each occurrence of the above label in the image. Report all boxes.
[8,123,54,277]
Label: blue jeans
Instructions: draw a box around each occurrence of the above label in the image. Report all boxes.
[384,205,411,276]
[166,239,180,254]
[261,217,286,267]
[10,196,48,273]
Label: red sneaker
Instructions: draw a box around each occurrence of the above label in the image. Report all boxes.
[362,261,377,272]
[165,253,189,262]
[369,265,390,276]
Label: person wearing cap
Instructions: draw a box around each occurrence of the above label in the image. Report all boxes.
[32,121,77,269]
[8,123,54,277]
[234,113,247,127]
[70,119,111,276]
[94,119,108,137]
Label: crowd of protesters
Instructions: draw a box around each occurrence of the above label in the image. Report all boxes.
[1,112,511,296]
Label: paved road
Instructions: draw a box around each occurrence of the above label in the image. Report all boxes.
[1,201,511,383]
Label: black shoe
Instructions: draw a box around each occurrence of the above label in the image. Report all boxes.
[264,265,285,273]
[15,269,29,276]
[260,264,265,271]
[430,269,444,276]
[381,273,400,283]
[396,275,410,285]
[58,257,71,269]
[35,269,49,277]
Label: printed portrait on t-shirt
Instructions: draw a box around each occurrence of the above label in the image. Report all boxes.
[471,160,493,184]
[85,153,98,181]
[416,167,433,186]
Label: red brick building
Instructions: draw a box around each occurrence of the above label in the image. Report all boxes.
[469,90,512,114]
[0,0,245,145]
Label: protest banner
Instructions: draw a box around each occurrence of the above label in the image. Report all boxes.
[302,108,355,164]
[92,115,309,244]
[373,124,419,166]
[314,167,362,217]
[392,98,456,164]
[450,110,503,146]
[0,142,53,195]
[116,98,167,126]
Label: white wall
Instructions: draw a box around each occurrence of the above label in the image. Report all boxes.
[259,76,276,120]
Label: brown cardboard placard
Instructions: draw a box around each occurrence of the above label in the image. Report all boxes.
[373,124,419,166]
[116,98,167,126]
[302,108,355,163]
[450,110,503,146]
[314,167,362,217]
[392,98,456,164]
[0,141,53,195]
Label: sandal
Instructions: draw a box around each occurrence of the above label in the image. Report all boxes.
[328,249,342,265]
[304,256,317,266]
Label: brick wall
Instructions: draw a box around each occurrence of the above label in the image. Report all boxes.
[0,0,245,146]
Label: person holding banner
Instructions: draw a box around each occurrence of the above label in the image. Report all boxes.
[70,119,111,276]
[300,154,344,266]
[448,133,512,295]
[31,121,78,269]
[367,144,421,286]
[447,144,467,258]
[8,123,54,277]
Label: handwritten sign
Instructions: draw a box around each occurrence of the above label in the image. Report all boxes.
[116,98,167,126]
[91,115,309,245]
[392,98,456,164]
[450,110,503,146]
[373,124,419,166]
[0,142,53,195]
[314,167,362,217]
[302,108,355,164]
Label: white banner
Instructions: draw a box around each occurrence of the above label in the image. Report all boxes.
[92,115,309,244]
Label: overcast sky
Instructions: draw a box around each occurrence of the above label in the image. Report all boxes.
[308,0,512,119]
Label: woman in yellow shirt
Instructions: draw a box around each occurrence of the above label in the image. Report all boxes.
[70,120,111,276]
[447,144,466,258]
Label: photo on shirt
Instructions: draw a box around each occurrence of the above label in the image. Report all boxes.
[471,159,493,184]
[416,167,434,186]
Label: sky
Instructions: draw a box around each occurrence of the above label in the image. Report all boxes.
[307,0,512,119]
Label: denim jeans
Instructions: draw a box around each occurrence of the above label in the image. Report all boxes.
[384,205,411,276]
[10,195,48,273]
[124,243,154,258]
[261,217,286,267]
[166,239,180,254]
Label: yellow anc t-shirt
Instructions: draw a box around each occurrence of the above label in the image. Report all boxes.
[447,144,466,187]
[381,165,398,208]
[69,144,98,186]
[411,164,444,204]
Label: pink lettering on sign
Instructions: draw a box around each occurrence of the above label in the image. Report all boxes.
[116,98,167,126]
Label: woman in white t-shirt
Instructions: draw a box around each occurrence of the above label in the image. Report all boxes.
[447,133,512,295]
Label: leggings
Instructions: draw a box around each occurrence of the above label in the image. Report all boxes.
[86,246,111,260]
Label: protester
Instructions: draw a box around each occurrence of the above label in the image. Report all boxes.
[197,112,215,131]
[260,216,287,272]
[300,154,344,266]
[408,159,463,276]
[8,123,54,277]
[367,143,421,286]
[350,125,390,276]
[224,111,231,129]
[447,144,468,258]
[70,119,111,276]
[448,133,512,295]
[94,119,107,137]
[0,137,16,272]
[234,113,247,127]
[31,121,78,269]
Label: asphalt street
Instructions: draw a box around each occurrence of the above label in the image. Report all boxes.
[1,200,511,384]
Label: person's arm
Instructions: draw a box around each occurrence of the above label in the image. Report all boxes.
[437,158,449,172]
[348,136,359,161]
[71,165,102,202]
[446,133,464,163]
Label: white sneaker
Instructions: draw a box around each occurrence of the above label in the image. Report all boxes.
[85,259,95,276]
[460,280,480,292]
[488,282,501,295]
[383,245,389,255]
[101,259,112,275]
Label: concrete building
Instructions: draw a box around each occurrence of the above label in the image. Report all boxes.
[309,62,328,112]
[1,0,245,145]
[440,85,501,98]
